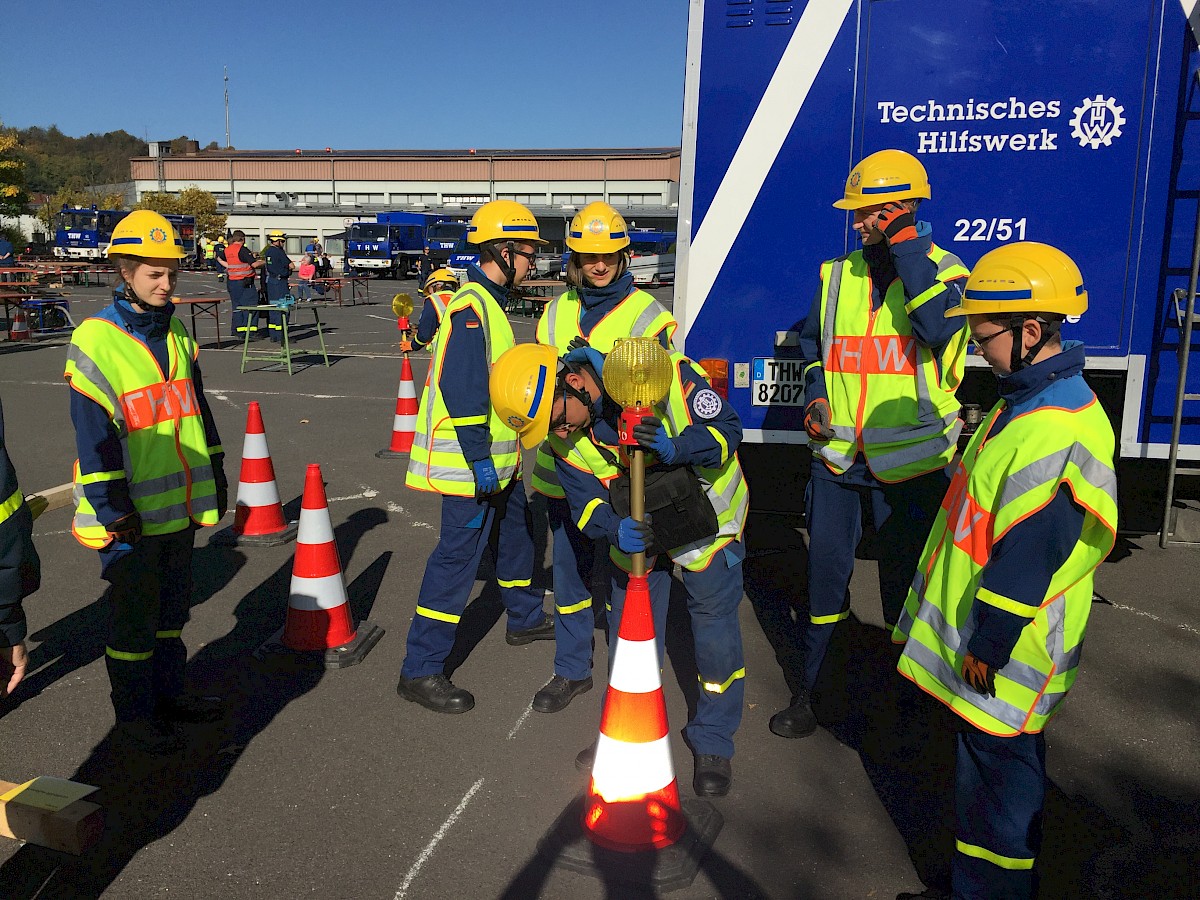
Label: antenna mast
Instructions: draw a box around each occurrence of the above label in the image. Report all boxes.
[224,67,231,148]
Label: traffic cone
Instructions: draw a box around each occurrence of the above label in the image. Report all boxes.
[538,570,723,888]
[9,307,30,342]
[376,355,418,457]
[257,464,383,669]
[583,572,686,851]
[213,401,298,547]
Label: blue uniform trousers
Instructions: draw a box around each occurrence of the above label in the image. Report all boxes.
[265,275,290,341]
[548,496,600,681]
[401,480,545,679]
[101,529,194,721]
[228,278,259,337]
[803,456,948,691]
[953,727,1045,899]
[608,543,745,759]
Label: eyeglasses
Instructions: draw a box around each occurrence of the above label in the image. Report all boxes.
[969,328,1009,351]
[547,387,569,434]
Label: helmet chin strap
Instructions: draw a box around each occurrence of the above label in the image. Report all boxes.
[1007,315,1059,372]
[483,241,518,289]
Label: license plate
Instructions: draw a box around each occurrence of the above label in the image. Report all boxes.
[751,358,806,407]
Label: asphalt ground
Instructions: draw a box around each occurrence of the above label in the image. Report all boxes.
[0,271,1197,899]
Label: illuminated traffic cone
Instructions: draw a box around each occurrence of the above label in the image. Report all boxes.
[539,571,723,888]
[584,573,686,851]
[257,464,383,669]
[213,401,298,547]
[9,308,30,342]
[376,355,418,457]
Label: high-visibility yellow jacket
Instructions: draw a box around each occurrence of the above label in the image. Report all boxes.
[893,389,1118,735]
[406,282,520,496]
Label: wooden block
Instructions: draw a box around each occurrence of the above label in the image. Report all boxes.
[0,779,104,855]
[24,482,74,520]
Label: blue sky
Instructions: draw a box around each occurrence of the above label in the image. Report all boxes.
[0,1,689,150]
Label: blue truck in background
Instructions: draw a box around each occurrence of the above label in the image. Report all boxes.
[675,0,1200,495]
[346,212,426,278]
[425,218,470,266]
[54,207,197,264]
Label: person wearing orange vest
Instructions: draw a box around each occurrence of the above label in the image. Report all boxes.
[66,211,227,755]
[893,243,1117,900]
[776,150,970,740]
[219,229,264,339]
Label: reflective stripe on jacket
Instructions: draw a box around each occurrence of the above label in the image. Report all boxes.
[65,316,219,548]
[548,352,747,571]
[405,283,519,496]
[893,396,1118,735]
[813,244,970,482]
[532,287,678,498]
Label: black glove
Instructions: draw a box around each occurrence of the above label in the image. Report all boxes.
[566,336,590,353]
[875,203,919,245]
[106,512,143,545]
[632,416,680,464]
[215,478,229,520]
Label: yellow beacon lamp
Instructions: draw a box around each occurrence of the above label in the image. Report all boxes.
[602,337,673,578]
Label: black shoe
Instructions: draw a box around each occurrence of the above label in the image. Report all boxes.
[156,694,223,724]
[693,754,732,797]
[397,674,475,714]
[575,740,597,772]
[115,718,183,755]
[532,674,593,713]
[506,612,555,646]
[769,694,818,739]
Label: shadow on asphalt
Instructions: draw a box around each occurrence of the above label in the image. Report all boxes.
[0,507,388,899]
[498,796,771,899]
[738,509,1199,899]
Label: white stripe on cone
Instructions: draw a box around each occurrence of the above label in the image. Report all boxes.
[608,638,662,694]
[236,480,282,508]
[398,381,416,399]
[393,414,417,430]
[288,573,349,611]
[241,431,270,459]
[592,733,674,799]
[296,506,335,544]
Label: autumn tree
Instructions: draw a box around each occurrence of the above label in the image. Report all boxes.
[0,121,29,218]
[136,185,226,240]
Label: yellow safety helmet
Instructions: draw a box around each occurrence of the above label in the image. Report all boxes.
[948,242,1087,318]
[423,267,459,293]
[106,210,186,259]
[267,229,287,242]
[467,199,546,246]
[566,201,630,253]
[833,149,931,210]
[489,343,560,450]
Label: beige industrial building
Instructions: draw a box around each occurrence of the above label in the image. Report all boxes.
[129,144,681,256]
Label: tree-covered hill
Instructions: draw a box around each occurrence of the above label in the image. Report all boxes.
[14,127,147,194]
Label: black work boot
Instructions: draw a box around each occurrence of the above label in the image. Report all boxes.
[575,740,597,772]
[532,674,593,713]
[506,612,555,646]
[397,674,475,714]
[115,718,183,755]
[693,754,733,797]
[769,691,818,739]
[156,694,224,724]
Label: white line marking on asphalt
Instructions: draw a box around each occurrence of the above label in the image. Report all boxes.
[393,777,485,900]
[327,487,379,502]
[1104,600,1200,637]
[365,314,395,322]
[506,707,533,740]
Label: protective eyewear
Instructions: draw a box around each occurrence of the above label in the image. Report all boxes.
[969,328,1008,351]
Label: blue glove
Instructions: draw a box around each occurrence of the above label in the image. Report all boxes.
[564,345,605,376]
[616,514,655,554]
[473,458,500,497]
[632,416,679,465]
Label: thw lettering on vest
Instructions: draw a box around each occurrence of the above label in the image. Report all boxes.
[120,379,199,431]
[941,465,993,567]
[828,335,917,375]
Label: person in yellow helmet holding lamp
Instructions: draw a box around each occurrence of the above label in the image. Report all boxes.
[400,267,459,354]
[779,150,972,740]
[892,243,1117,900]
[527,201,677,715]
[397,200,554,714]
[491,341,748,797]
[65,210,227,755]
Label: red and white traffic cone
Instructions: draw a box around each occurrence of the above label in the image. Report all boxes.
[584,573,686,851]
[538,570,723,887]
[214,401,297,547]
[9,308,30,342]
[256,464,383,669]
[376,354,418,457]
